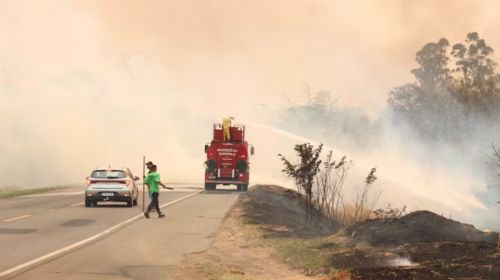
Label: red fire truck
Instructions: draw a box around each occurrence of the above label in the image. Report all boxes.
[204,121,254,191]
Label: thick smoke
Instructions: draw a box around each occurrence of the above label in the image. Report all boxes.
[1,1,500,229]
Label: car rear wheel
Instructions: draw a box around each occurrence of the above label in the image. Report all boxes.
[85,199,97,207]
[133,198,138,206]
[126,198,133,207]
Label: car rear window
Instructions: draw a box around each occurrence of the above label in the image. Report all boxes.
[91,170,127,179]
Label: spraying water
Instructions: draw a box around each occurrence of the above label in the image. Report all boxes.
[246,119,496,230]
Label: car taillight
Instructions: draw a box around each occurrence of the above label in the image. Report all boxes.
[86,180,91,186]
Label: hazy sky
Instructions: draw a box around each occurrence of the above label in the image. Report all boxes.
[83,0,500,109]
[2,0,500,188]
[3,1,500,109]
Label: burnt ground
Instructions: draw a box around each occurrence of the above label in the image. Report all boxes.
[179,185,500,280]
[241,184,338,238]
[322,240,500,279]
[331,210,500,279]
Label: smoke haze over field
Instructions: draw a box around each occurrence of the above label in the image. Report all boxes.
[1,1,500,228]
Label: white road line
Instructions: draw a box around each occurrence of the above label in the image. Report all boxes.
[0,190,203,279]
[4,215,31,223]
[70,202,84,207]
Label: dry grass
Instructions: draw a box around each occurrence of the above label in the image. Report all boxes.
[192,261,249,280]
[270,237,333,275]
[327,270,352,280]
[0,186,69,199]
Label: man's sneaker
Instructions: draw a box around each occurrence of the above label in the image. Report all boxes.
[158,213,165,218]
[144,211,150,219]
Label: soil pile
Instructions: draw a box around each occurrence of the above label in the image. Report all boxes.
[341,210,498,246]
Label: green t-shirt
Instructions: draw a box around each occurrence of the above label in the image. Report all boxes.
[145,172,161,193]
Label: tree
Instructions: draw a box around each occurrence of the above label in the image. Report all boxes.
[279,143,380,225]
[412,38,451,91]
[278,143,322,223]
[280,89,372,148]
[451,32,500,117]
[388,32,500,142]
[388,38,456,140]
[313,152,351,226]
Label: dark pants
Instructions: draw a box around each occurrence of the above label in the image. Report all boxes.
[147,192,161,214]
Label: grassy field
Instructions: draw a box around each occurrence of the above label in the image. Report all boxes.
[0,186,70,199]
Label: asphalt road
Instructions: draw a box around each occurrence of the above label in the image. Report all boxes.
[0,186,239,280]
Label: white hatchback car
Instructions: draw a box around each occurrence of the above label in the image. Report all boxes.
[85,168,140,207]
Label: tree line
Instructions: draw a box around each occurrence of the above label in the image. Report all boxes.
[388,32,500,142]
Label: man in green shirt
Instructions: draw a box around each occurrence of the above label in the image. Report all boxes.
[144,165,171,218]
[145,161,156,212]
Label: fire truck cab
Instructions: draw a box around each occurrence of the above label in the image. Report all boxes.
[204,120,254,191]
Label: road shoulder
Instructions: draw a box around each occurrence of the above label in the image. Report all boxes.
[177,191,316,280]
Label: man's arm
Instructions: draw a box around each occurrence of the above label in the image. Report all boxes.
[159,182,174,190]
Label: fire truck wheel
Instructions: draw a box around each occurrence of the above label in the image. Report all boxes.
[205,183,216,191]
[237,184,248,192]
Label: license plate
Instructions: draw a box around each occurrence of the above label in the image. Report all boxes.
[102,192,114,196]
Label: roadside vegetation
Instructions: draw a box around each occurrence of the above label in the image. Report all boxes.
[279,142,380,226]
[0,186,69,199]
[242,186,498,279]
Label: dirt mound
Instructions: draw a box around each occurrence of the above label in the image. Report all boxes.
[342,210,498,246]
[240,184,337,237]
